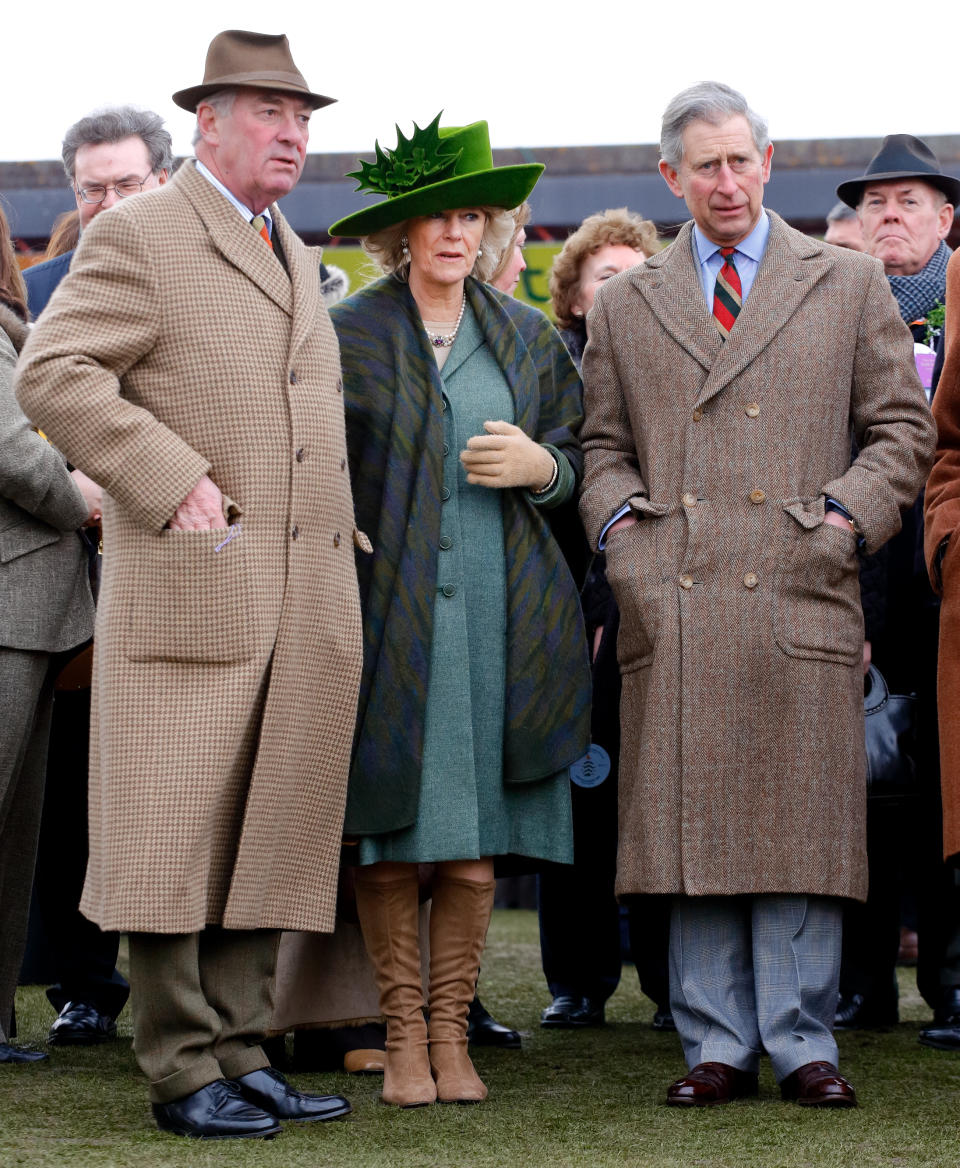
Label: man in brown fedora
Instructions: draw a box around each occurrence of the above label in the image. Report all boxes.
[17,30,364,1138]
[835,135,960,1049]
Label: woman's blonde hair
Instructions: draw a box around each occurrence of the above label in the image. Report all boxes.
[488,202,532,287]
[549,208,659,330]
[362,206,517,283]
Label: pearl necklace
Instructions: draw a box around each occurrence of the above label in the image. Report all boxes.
[426,296,466,348]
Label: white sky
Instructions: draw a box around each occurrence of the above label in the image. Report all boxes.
[5,0,959,164]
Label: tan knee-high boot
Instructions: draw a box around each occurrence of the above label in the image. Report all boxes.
[353,868,437,1107]
[427,876,496,1103]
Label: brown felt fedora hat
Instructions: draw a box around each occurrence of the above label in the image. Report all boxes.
[172,29,334,113]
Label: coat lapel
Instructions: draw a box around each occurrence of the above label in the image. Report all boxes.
[276,213,322,358]
[629,222,722,374]
[177,162,293,319]
[695,211,834,407]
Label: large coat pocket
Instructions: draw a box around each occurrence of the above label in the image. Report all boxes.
[773,499,862,665]
[604,503,668,673]
[0,519,61,563]
[126,524,258,664]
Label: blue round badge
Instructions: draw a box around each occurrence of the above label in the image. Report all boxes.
[570,744,611,788]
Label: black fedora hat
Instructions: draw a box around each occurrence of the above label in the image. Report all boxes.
[837,134,960,208]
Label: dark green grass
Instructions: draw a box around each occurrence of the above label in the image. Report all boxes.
[2,911,958,1167]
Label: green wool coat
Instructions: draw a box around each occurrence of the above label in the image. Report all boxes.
[333,276,591,837]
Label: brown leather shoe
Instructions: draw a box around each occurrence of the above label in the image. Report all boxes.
[666,1062,759,1106]
[780,1061,857,1108]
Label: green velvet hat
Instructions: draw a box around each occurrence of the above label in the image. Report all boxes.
[328,114,543,238]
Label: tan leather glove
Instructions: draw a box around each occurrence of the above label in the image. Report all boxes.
[460,420,556,490]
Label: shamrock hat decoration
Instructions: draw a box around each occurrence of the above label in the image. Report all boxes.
[328,114,543,238]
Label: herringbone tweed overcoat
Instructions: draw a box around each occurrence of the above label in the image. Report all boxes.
[16,161,363,934]
[579,211,935,902]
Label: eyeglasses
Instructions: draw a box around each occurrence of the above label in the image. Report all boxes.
[75,172,153,205]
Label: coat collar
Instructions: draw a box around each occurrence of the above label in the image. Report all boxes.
[627,210,834,406]
[0,301,29,353]
[174,160,295,321]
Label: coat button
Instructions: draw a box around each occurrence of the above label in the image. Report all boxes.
[443,443,450,456]
[333,532,341,547]
[678,574,693,590]
[439,535,452,550]
[442,583,457,597]
[692,408,703,422]
[749,489,766,504]
[744,572,758,589]
[682,492,697,508]
[745,402,760,418]
[336,377,343,394]
[340,457,346,471]
[291,525,300,540]
[441,486,451,501]
[440,400,447,412]
[289,370,298,385]
[295,448,305,462]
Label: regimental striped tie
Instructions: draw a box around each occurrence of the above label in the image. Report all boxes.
[712,247,742,339]
[251,215,274,251]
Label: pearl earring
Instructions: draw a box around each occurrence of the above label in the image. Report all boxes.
[477,247,483,258]
[401,235,410,260]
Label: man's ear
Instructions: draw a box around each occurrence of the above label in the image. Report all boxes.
[659,159,684,200]
[938,201,955,241]
[196,103,219,147]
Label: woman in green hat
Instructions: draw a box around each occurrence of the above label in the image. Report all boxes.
[328,116,591,1107]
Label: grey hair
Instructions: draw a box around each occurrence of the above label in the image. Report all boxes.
[62,106,173,183]
[827,201,858,223]
[191,88,240,147]
[660,81,769,170]
[361,207,517,283]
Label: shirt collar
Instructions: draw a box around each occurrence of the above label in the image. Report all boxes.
[194,158,272,233]
[693,209,769,266]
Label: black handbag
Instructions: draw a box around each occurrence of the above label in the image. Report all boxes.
[864,664,918,804]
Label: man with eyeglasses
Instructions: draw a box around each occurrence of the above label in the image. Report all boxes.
[25,107,172,318]
[19,107,171,1055]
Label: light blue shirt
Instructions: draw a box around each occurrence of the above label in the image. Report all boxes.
[692,209,770,310]
[194,159,273,238]
[597,211,771,548]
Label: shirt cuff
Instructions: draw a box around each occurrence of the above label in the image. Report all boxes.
[598,503,633,550]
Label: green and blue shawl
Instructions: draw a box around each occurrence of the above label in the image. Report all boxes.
[332,275,591,836]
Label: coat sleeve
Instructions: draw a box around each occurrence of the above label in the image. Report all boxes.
[822,260,936,554]
[0,327,88,531]
[578,285,650,550]
[924,250,960,592]
[15,210,211,533]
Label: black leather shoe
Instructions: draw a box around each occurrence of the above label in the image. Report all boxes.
[48,1001,118,1046]
[834,992,898,1030]
[652,1007,677,1032]
[918,988,960,1050]
[540,995,605,1028]
[234,1067,351,1122]
[152,1080,281,1139]
[0,1042,48,1064]
[468,995,521,1049]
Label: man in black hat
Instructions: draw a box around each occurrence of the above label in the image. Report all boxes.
[835,135,960,1048]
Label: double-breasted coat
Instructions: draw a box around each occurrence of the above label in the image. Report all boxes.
[16,161,363,935]
[924,249,960,860]
[579,211,935,902]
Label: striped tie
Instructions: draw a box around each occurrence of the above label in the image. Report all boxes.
[252,215,273,251]
[712,247,742,339]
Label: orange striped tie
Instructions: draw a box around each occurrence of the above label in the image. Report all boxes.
[252,215,273,251]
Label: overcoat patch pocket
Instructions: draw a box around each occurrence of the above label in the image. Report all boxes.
[604,513,662,673]
[126,525,257,663]
[773,501,862,665]
[0,520,61,563]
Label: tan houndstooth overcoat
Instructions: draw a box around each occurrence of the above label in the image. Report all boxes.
[16,161,363,934]
[579,211,935,902]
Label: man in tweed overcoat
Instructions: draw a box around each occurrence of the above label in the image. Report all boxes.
[17,31,363,1138]
[579,83,935,1108]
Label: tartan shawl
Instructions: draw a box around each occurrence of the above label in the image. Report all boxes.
[333,275,591,836]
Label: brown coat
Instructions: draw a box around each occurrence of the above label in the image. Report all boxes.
[580,212,935,901]
[16,162,363,933]
[923,249,960,860]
